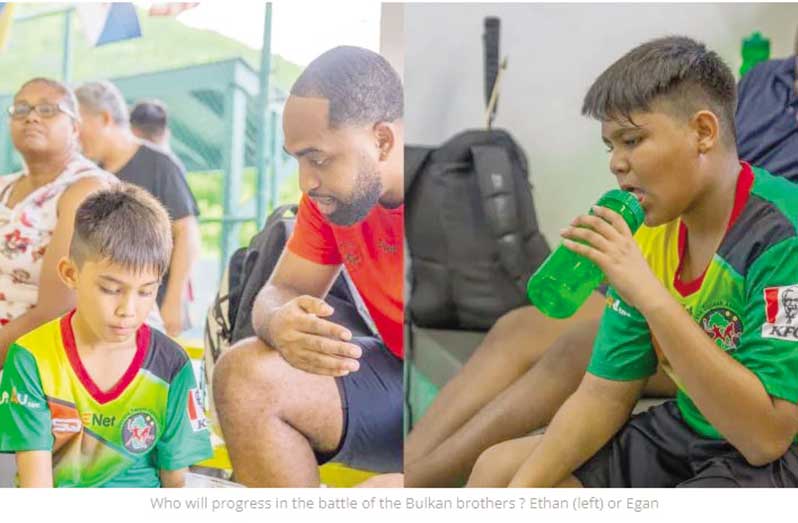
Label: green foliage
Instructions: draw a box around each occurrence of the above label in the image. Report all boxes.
[187,168,301,258]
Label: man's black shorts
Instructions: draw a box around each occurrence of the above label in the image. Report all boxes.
[573,401,798,487]
[314,336,403,473]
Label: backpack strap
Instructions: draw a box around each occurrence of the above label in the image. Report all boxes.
[470,143,528,294]
[339,267,379,337]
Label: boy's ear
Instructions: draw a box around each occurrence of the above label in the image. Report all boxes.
[691,110,720,154]
[57,257,79,289]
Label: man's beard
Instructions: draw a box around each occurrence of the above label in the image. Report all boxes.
[325,160,383,226]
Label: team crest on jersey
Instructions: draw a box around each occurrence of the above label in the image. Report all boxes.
[700,307,742,352]
[121,411,157,454]
[762,285,798,341]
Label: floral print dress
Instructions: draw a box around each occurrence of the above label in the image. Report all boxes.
[0,156,114,326]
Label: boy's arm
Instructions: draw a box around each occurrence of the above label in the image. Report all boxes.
[508,374,645,487]
[159,468,186,488]
[17,451,53,488]
[564,207,798,467]
[641,289,798,466]
[155,360,212,475]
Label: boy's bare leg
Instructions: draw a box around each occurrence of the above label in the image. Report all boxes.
[405,293,677,487]
[406,312,601,487]
[405,293,607,468]
[466,434,581,488]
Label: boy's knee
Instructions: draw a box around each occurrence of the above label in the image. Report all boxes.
[468,442,508,485]
[488,307,538,340]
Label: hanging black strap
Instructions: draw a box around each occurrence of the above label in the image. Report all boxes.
[471,143,527,295]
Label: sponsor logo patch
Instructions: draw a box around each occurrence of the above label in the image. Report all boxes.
[700,307,742,352]
[80,412,116,428]
[187,388,208,432]
[606,295,631,318]
[0,386,42,408]
[121,411,157,454]
[52,418,82,433]
[762,285,798,341]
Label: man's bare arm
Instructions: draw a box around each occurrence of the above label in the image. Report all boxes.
[251,249,362,376]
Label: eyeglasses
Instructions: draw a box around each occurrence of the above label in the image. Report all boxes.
[7,102,76,120]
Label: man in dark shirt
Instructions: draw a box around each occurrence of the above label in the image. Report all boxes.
[76,81,201,336]
[736,55,798,182]
[130,100,174,153]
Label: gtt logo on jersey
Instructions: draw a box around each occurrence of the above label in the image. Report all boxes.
[762,285,798,341]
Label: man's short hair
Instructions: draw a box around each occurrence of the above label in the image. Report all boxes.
[17,77,79,120]
[290,46,403,128]
[582,36,737,145]
[75,80,130,127]
[70,184,173,276]
[130,100,168,140]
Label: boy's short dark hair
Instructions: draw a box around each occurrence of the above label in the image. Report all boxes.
[130,100,168,140]
[290,46,403,128]
[70,184,173,276]
[582,36,737,145]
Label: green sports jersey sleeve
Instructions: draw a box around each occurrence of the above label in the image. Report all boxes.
[155,361,212,470]
[587,287,658,381]
[0,343,53,452]
[738,237,798,403]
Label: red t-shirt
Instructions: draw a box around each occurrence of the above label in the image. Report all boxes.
[286,194,404,359]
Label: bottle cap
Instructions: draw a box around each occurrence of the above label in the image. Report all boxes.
[596,189,646,232]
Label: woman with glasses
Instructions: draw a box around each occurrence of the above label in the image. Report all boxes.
[0,78,114,369]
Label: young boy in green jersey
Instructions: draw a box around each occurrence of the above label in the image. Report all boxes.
[467,36,798,488]
[0,184,212,487]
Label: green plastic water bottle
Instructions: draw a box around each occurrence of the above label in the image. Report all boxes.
[527,189,645,319]
[740,32,770,77]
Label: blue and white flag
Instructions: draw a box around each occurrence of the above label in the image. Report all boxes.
[76,3,141,47]
[0,3,16,52]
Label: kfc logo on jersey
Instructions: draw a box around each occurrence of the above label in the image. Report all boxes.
[187,388,207,432]
[762,285,798,341]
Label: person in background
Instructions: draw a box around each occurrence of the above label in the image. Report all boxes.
[0,77,113,368]
[75,81,200,337]
[130,100,173,153]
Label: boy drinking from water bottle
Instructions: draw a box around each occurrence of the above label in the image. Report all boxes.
[467,36,798,488]
[0,185,211,487]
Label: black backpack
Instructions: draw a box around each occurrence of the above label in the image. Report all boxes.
[205,204,376,369]
[405,129,550,331]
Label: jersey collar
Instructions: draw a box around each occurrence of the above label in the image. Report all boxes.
[673,161,755,297]
[61,309,152,405]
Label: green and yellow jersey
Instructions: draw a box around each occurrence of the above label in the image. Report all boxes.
[589,163,798,438]
[0,310,212,487]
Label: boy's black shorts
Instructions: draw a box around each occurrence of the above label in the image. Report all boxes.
[573,401,798,487]
[314,336,403,473]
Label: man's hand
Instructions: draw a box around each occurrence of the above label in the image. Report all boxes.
[561,205,663,310]
[161,294,184,337]
[267,295,363,376]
